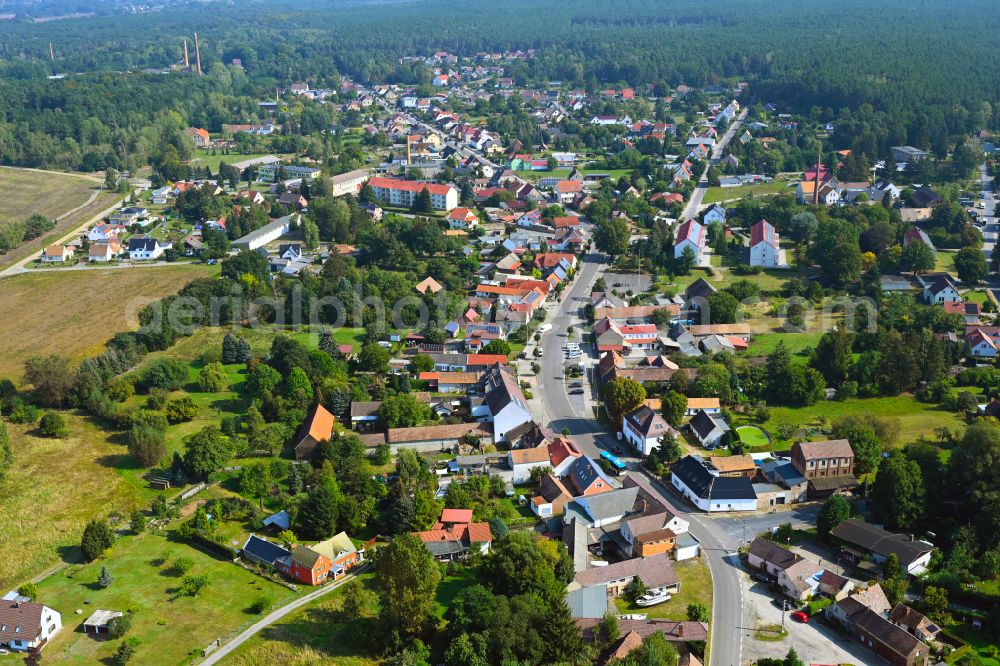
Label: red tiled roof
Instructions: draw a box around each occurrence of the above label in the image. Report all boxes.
[750,219,777,247]
[368,177,454,196]
[440,508,473,524]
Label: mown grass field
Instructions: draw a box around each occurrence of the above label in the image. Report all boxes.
[0,415,142,590]
[0,265,217,381]
[190,150,291,172]
[227,572,381,666]
[614,557,712,620]
[35,523,297,665]
[733,395,966,448]
[702,180,793,205]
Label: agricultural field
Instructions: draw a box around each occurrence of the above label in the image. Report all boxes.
[0,166,121,270]
[0,415,142,590]
[35,520,297,665]
[0,265,217,380]
[0,166,99,222]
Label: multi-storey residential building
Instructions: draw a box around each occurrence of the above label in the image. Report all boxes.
[791,439,855,479]
[368,177,458,211]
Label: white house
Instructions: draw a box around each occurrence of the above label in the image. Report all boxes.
[620,511,691,558]
[507,446,551,484]
[127,236,171,261]
[40,244,74,263]
[0,599,62,652]
[922,276,961,304]
[967,329,999,358]
[673,219,705,261]
[702,204,727,226]
[446,207,479,230]
[621,405,673,456]
[685,397,721,416]
[670,455,757,512]
[481,364,532,443]
[749,219,781,268]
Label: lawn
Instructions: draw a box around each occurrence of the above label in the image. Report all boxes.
[702,181,793,205]
[35,526,297,665]
[945,623,1000,666]
[935,249,957,275]
[736,425,770,448]
[613,557,712,621]
[190,150,288,172]
[435,567,480,618]
[0,265,217,381]
[735,395,966,448]
[227,572,380,666]
[0,415,142,591]
[749,331,826,357]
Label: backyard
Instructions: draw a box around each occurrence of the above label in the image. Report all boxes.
[613,556,712,621]
[702,180,793,205]
[34,524,297,665]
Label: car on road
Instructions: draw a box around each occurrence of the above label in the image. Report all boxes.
[569,388,585,395]
[538,323,552,333]
[790,611,809,623]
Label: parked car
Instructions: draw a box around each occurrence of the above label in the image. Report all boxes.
[751,572,772,583]
[568,381,583,388]
[569,388,585,395]
[790,611,809,623]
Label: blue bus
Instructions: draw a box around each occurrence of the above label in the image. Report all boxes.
[600,450,627,475]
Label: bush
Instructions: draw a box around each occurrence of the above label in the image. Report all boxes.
[16,582,37,600]
[248,597,270,614]
[146,387,169,410]
[128,425,167,467]
[8,400,41,424]
[108,611,132,638]
[38,412,68,438]
[114,636,140,664]
[171,556,194,576]
[180,573,210,597]
[165,397,198,423]
[140,358,189,391]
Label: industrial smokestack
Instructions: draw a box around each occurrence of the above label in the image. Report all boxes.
[183,39,189,70]
[194,32,202,76]
[49,42,54,62]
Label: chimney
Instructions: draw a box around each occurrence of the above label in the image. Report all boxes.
[193,32,202,76]
[183,39,189,70]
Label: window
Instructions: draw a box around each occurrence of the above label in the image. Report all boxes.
[14,625,21,633]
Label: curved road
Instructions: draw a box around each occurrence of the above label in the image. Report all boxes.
[199,566,366,665]
[534,251,743,666]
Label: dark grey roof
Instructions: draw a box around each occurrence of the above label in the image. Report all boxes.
[748,537,801,570]
[624,405,670,438]
[830,519,933,566]
[689,410,728,440]
[567,487,639,524]
[127,236,157,252]
[483,364,528,415]
[566,456,611,493]
[672,455,756,501]
[684,278,717,302]
[425,540,465,557]
[241,534,291,565]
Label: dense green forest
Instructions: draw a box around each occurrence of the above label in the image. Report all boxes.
[1,0,999,172]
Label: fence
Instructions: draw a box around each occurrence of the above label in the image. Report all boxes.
[179,482,207,501]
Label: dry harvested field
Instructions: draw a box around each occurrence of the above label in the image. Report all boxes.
[0,264,216,380]
[0,166,122,269]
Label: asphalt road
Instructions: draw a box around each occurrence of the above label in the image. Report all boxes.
[533,251,745,666]
[681,109,748,220]
[977,164,999,299]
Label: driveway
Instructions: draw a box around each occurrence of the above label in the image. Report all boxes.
[742,575,876,665]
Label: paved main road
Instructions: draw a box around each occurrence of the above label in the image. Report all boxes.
[533,252,745,666]
[978,164,999,302]
[681,109,748,220]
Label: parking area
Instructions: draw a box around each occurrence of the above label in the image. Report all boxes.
[741,575,878,665]
[602,271,652,295]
